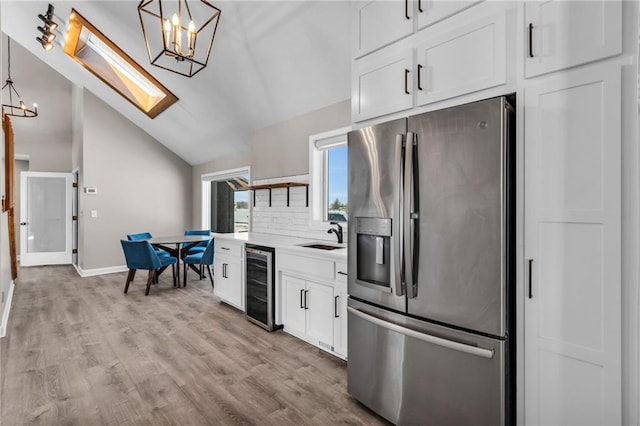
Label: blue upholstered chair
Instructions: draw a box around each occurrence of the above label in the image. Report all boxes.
[183,229,211,255]
[120,240,177,296]
[182,239,214,288]
[127,232,170,258]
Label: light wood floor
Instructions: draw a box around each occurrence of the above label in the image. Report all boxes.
[0,265,388,425]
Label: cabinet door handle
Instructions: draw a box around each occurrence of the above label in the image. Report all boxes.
[528,259,533,298]
[223,263,227,278]
[405,0,410,19]
[418,0,423,13]
[300,289,304,309]
[304,290,309,310]
[417,64,423,91]
[404,69,410,95]
[334,295,339,318]
[528,23,534,58]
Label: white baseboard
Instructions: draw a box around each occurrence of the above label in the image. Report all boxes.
[0,281,16,338]
[74,264,128,278]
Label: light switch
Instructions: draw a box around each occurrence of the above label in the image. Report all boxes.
[90,210,98,218]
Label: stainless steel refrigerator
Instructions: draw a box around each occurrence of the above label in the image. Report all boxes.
[347,96,515,425]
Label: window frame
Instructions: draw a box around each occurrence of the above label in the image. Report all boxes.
[200,166,251,233]
[309,126,351,229]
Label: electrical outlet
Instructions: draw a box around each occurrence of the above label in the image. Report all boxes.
[90,210,98,218]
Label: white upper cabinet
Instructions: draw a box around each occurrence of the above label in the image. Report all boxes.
[353,0,415,59]
[352,46,414,122]
[416,0,482,30]
[415,6,506,107]
[525,0,622,78]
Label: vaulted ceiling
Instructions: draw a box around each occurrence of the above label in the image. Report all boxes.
[0,1,352,165]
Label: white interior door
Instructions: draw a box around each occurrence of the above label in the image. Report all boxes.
[20,172,73,266]
[524,63,621,425]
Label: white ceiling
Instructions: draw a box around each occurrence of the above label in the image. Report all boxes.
[0,1,352,165]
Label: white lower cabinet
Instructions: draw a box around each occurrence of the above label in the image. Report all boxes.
[213,240,245,311]
[524,62,621,425]
[278,253,348,359]
[333,263,349,357]
[282,274,307,336]
[303,280,335,346]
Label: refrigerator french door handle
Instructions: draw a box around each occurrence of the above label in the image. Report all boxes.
[394,134,405,296]
[404,132,417,298]
[348,307,494,359]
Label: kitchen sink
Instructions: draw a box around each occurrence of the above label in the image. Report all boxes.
[298,243,344,251]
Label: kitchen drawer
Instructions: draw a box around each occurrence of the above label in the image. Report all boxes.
[215,240,243,257]
[278,252,335,282]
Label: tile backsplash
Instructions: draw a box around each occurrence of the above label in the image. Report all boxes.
[251,175,342,242]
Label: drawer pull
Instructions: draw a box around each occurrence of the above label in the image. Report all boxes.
[337,271,348,276]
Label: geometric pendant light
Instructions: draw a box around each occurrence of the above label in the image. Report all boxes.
[138,0,221,77]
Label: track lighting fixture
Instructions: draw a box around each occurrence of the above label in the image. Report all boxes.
[37,26,56,42]
[36,3,58,51]
[36,36,53,51]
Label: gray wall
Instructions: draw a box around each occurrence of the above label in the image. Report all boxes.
[80,91,192,270]
[4,38,73,173]
[191,99,349,227]
[251,99,350,180]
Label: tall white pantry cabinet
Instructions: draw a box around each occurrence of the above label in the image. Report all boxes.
[351,1,638,424]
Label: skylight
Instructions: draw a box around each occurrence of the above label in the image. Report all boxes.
[64,9,178,118]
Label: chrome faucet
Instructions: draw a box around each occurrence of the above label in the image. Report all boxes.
[327,221,344,244]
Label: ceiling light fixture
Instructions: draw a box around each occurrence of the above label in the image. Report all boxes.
[36,3,58,51]
[2,38,38,118]
[138,0,221,77]
[38,4,58,31]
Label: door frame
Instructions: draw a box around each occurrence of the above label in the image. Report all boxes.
[200,166,251,231]
[19,171,74,266]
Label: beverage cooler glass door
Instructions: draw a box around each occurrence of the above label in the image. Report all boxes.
[245,247,273,330]
[348,118,407,313]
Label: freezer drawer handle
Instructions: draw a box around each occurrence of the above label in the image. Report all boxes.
[348,307,495,359]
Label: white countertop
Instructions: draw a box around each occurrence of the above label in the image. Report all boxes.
[212,232,348,261]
